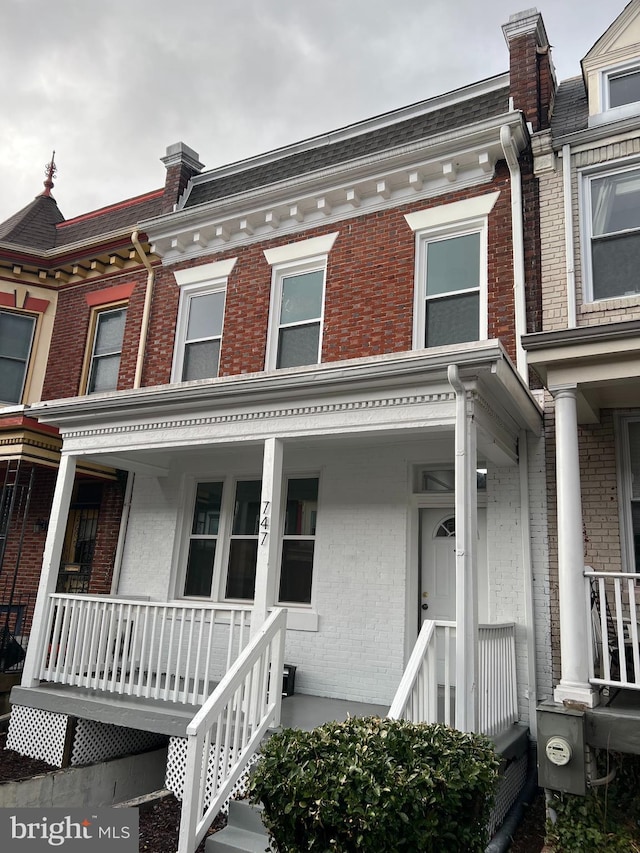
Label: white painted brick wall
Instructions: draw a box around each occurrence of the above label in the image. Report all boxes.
[116,438,546,715]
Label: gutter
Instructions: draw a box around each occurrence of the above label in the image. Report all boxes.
[130,230,154,389]
[500,125,528,382]
[562,144,577,328]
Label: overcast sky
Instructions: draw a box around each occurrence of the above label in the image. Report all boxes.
[0,0,623,225]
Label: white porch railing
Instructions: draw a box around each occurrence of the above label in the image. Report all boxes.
[177,607,286,853]
[586,569,640,690]
[39,594,252,706]
[389,619,518,736]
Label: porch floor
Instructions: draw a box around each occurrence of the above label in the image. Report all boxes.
[586,687,640,755]
[9,684,389,739]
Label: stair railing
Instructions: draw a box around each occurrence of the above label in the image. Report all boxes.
[177,607,286,853]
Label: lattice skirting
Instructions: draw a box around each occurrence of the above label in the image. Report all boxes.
[7,704,166,768]
[487,751,529,836]
[165,736,258,816]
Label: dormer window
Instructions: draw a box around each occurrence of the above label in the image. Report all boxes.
[608,65,640,109]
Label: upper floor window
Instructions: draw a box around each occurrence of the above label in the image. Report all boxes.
[608,65,640,109]
[87,306,126,393]
[405,193,496,350]
[264,232,338,370]
[0,310,36,404]
[583,166,640,301]
[172,258,236,383]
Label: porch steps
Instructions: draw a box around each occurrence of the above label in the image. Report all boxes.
[206,800,272,852]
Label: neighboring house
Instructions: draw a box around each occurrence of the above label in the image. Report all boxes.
[5,9,559,851]
[0,159,186,668]
[526,0,640,795]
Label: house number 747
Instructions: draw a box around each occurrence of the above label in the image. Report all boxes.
[260,501,270,545]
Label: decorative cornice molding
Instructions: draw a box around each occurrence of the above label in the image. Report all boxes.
[63,391,456,440]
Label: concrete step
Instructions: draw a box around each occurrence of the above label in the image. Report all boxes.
[206,801,273,853]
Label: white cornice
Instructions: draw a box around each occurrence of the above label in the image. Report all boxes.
[142,112,528,265]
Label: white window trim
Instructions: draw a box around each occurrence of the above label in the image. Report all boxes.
[601,60,640,118]
[579,160,640,305]
[264,233,338,371]
[171,258,236,383]
[175,472,320,629]
[405,194,496,350]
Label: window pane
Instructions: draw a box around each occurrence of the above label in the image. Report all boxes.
[0,358,28,403]
[94,309,126,355]
[88,354,120,393]
[279,540,314,604]
[284,478,318,535]
[192,482,223,535]
[426,292,479,347]
[182,340,220,381]
[610,69,640,109]
[186,291,224,341]
[184,539,216,597]
[226,540,258,599]
[232,481,261,535]
[591,171,640,236]
[592,232,640,299]
[0,312,35,359]
[279,270,323,324]
[426,233,480,296]
[277,323,320,368]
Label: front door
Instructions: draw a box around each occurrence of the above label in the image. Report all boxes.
[419,507,487,624]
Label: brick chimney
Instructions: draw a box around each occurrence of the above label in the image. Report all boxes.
[161,142,204,213]
[503,8,556,133]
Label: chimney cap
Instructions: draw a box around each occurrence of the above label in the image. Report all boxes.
[502,8,549,50]
[161,142,204,173]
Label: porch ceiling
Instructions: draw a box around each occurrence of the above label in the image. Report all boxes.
[26,343,541,473]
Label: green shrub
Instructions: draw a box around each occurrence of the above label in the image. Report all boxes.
[249,715,499,852]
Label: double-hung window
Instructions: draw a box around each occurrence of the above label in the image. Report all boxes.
[584,166,640,301]
[225,480,261,600]
[0,310,36,404]
[405,194,497,350]
[264,232,338,370]
[87,306,127,394]
[183,482,223,597]
[172,258,235,383]
[278,477,319,604]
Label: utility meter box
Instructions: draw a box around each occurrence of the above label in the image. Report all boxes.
[537,703,586,795]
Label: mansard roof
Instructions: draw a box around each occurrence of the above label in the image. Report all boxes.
[183,78,510,210]
[550,77,589,138]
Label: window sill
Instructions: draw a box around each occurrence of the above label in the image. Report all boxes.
[581,292,640,313]
[276,608,319,632]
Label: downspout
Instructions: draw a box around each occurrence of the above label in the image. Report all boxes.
[110,471,135,596]
[448,364,477,733]
[500,125,527,382]
[562,143,577,328]
[131,230,154,390]
[518,430,538,739]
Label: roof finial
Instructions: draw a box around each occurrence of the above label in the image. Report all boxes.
[41,151,57,197]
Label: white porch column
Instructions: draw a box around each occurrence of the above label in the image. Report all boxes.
[552,386,599,707]
[22,453,77,687]
[251,438,284,637]
[449,366,479,732]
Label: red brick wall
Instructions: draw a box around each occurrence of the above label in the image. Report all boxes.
[508,31,555,133]
[143,166,519,385]
[42,270,149,401]
[88,478,125,596]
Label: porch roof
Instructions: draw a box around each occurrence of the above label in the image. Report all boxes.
[27,342,541,472]
[524,320,640,424]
